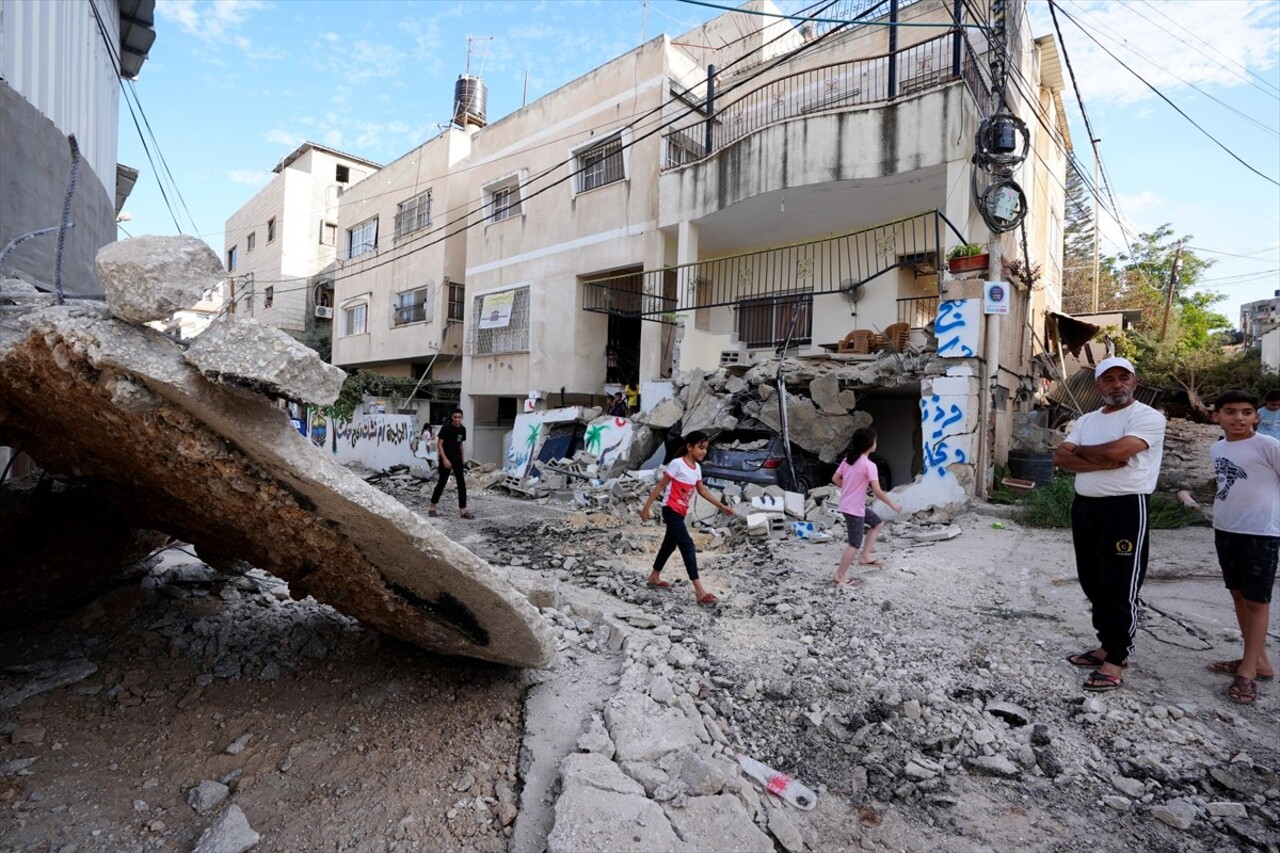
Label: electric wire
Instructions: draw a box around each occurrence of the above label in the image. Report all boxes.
[314,3,890,291]
[1134,0,1279,99]
[1051,1,1279,187]
[217,0,940,242]
[87,0,187,233]
[1067,0,1278,137]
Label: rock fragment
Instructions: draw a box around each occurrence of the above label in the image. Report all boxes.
[183,316,346,407]
[192,804,260,853]
[96,235,224,324]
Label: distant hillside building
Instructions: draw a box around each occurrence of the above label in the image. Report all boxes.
[1240,293,1280,348]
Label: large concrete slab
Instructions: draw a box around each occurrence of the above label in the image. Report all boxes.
[0,305,554,668]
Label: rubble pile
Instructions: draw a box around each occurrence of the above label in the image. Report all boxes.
[411,500,1279,852]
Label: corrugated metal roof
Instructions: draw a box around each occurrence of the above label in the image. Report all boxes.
[1048,366,1162,415]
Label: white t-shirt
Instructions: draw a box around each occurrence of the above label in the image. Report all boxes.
[1210,433,1280,537]
[1065,401,1166,497]
[661,458,701,516]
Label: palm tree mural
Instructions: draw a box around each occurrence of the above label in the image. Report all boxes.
[583,423,607,456]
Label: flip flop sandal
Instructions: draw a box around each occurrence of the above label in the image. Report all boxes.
[1208,659,1274,680]
[1228,675,1258,705]
[1068,651,1128,669]
[459,510,475,519]
[1082,670,1124,692]
[832,577,864,587]
[427,508,439,518]
[1068,651,1106,668]
[697,593,718,608]
[646,580,672,589]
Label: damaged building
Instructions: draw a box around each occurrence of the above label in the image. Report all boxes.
[289,0,1069,508]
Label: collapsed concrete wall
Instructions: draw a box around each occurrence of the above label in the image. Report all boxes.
[0,241,555,668]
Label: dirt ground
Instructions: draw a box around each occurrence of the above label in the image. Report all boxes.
[1,482,1277,852]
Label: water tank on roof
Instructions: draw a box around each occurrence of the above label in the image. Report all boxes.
[453,75,488,128]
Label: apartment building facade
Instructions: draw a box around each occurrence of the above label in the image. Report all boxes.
[222,143,380,338]
[1240,294,1280,349]
[327,0,1068,499]
[328,130,471,399]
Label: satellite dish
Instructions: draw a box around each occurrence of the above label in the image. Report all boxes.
[838,279,864,303]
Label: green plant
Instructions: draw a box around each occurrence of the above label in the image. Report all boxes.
[947,243,986,260]
[326,369,438,422]
[1017,473,1211,529]
[988,463,1021,505]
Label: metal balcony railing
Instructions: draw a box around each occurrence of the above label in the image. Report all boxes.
[896,295,940,329]
[583,209,967,321]
[664,30,994,169]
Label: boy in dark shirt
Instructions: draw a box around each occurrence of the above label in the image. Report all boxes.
[429,409,473,519]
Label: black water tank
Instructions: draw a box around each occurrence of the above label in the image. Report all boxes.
[453,75,488,128]
[1008,449,1055,486]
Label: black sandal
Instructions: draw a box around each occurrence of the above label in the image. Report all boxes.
[1083,670,1123,692]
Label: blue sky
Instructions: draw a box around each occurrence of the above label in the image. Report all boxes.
[120,0,1279,326]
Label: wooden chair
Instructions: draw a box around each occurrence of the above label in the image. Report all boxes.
[880,322,910,353]
[837,329,878,354]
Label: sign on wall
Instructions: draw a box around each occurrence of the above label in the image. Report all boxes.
[983,281,1010,315]
[478,291,515,329]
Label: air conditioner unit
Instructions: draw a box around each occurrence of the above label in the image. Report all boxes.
[315,306,334,319]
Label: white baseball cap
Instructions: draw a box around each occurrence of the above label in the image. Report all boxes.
[1094,356,1135,378]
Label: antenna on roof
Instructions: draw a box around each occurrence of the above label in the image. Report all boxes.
[466,34,493,77]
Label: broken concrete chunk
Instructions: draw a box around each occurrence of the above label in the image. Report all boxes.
[643,397,684,429]
[192,804,260,853]
[808,372,846,415]
[665,794,773,853]
[96,235,225,325]
[187,780,230,814]
[183,316,346,408]
[0,308,554,668]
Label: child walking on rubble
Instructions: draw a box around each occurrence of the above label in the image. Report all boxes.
[640,430,735,607]
[832,427,902,585]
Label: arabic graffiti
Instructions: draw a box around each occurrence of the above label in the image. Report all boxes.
[936,299,979,358]
[919,394,971,478]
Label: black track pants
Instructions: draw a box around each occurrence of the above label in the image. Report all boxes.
[431,460,467,509]
[1071,493,1150,665]
[654,506,698,581]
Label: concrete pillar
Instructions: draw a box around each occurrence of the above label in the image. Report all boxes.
[674,221,726,373]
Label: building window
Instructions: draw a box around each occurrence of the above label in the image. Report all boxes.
[574,134,625,194]
[226,246,237,271]
[342,303,367,336]
[467,287,530,355]
[263,286,274,309]
[483,174,523,222]
[336,164,350,183]
[346,217,378,259]
[394,191,432,239]
[447,281,465,321]
[320,221,337,246]
[393,286,430,326]
[267,218,276,243]
[246,232,256,253]
[736,292,812,348]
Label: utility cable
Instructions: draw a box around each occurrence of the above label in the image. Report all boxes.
[1135,0,1279,99]
[676,0,986,29]
[324,5,879,287]
[1052,1,1279,187]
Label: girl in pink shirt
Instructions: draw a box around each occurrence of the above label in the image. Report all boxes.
[832,427,902,585]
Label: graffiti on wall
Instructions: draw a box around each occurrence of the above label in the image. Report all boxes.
[935,298,980,358]
[583,417,633,469]
[920,394,973,479]
[505,407,582,477]
[323,413,420,471]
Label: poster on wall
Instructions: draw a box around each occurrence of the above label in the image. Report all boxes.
[478,291,515,329]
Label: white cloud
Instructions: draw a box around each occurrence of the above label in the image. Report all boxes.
[157,0,267,42]
[265,128,302,147]
[227,169,272,187]
[1031,1,1280,106]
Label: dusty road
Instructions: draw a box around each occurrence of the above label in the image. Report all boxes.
[0,484,1277,852]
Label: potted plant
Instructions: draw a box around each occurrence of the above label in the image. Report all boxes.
[947,243,990,275]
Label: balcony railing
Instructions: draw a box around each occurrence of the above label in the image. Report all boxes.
[664,30,994,169]
[897,295,939,329]
[583,209,967,321]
